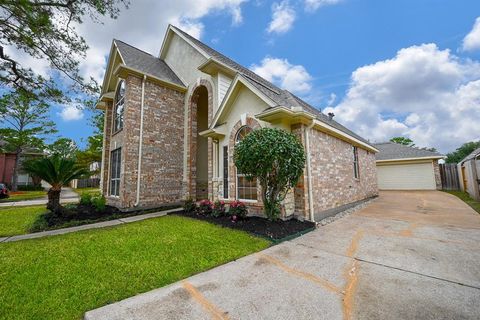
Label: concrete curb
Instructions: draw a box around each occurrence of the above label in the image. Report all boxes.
[1,207,182,243]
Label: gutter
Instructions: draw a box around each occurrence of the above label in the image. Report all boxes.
[135,75,147,207]
[305,121,315,222]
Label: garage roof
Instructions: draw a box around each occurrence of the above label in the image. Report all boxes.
[460,147,480,163]
[374,142,443,161]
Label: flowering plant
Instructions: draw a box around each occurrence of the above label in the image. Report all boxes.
[197,199,213,215]
[228,200,248,220]
[212,200,226,217]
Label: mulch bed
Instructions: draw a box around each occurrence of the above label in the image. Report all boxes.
[173,210,316,242]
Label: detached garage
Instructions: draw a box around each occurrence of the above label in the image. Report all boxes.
[374,142,444,190]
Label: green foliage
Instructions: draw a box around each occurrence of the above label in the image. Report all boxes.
[47,138,79,160]
[17,185,44,191]
[234,128,306,220]
[212,200,226,217]
[197,199,213,215]
[91,195,106,212]
[183,198,197,213]
[76,112,104,175]
[23,155,89,211]
[0,0,129,99]
[390,136,414,146]
[445,141,480,164]
[80,193,93,206]
[228,200,248,219]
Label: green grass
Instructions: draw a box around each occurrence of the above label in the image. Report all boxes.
[0,190,46,203]
[0,205,47,237]
[0,215,270,320]
[444,190,480,214]
[73,187,101,197]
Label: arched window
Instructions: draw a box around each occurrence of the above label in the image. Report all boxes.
[235,126,257,200]
[113,80,125,132]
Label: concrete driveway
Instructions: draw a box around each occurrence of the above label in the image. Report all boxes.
[85,191,480,320]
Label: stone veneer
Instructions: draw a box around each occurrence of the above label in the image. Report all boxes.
[433,160,442,190]
[103,75,185,209]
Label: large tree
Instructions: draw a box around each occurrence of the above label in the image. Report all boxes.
[446,141,480,164]
[234,128,305,220]
[47,138,79,159]
[0,90,57,191]
[390,136,415,146]
[0,0,129,99]
[76,111,103,174]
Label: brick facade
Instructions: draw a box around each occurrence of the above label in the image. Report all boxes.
[433,160,442,190]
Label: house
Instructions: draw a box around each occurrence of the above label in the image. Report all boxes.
[458,147,480,201]
[374,142,443,190]
[0,140,43,188]
[97,25,378,221]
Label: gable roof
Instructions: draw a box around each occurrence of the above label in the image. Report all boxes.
[113,39,184,87]
[168,26,373,147]
[460,147,480,163]
[374,142,443,161]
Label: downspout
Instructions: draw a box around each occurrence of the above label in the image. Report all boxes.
[305,121,315,222]
[135,75,147,206]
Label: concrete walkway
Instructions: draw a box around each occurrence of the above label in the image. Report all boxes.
[85,191,480,320]
[0,187,79,207]
[0,207,182,243]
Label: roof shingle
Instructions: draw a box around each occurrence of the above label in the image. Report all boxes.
[374,142,443,161]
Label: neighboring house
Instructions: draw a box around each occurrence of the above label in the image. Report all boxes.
[97,25,378,221]
[71,161,101,189]
[0,140,44,187]
[374,142,443,190]
[458,147,480,201]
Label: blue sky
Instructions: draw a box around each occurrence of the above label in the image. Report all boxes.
[34,0,480,152]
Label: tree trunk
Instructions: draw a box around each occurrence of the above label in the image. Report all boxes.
[11,148,21,192]
[47,188,62,213]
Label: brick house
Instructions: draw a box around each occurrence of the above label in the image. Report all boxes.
[97,25,378,221]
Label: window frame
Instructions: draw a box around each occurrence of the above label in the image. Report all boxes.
[110,148,121,197]
[112,80,125,134]
[353,146,360,180]
[234,126,258,201]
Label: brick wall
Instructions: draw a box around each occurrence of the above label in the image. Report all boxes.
[308,129,378,216]
[105,75,186,209]
[433,160,442,190]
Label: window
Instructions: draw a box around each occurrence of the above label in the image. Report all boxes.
[113,80,125,132]
[110,148,121,196]
[223,146,228,198]
[353,146,359,179]
[235,126,257,200]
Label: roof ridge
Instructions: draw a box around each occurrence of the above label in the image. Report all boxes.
[114,39,156,58]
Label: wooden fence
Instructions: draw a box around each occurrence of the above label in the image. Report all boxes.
[439,163,460,190]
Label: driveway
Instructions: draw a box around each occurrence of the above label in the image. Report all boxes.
[0,187,79,207]
[85,191,480,320]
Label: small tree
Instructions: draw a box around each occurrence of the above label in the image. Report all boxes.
[390,136,414,146]
[47,138,79,160]
[23,155,88,212]
[234,128,305,220]
[446,141,480,163]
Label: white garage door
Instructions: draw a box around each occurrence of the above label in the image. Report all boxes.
[377,162,436,190]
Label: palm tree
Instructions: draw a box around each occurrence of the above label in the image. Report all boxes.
[23,155,88,212]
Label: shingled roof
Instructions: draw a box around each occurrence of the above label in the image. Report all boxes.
[114,39,184,87]
[170,26,373,146]
[374,142,443,161]
[111,26,374,148]
[460,147,480,162]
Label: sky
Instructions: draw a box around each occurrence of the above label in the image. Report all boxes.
[10,0,480,153]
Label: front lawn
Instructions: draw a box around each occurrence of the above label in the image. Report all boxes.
[445,190,480,214]
[73,187,101,197]
[0,190,46,202]
[0,215,270,320]
[0,205,47,237]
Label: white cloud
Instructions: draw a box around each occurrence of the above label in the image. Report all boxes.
[324,43,480,152]
[251,57,313,94]
[327,92,336,106]
[304,0,342,12]
[267,1,296,34]
[59,105,84,121]
[462,17,480,52]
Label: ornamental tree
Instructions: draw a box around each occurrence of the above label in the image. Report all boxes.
[234,127,306,220]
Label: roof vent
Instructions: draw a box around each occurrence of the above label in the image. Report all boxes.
[327,112,335,120]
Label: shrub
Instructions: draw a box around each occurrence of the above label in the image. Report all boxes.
[91,195,106,212]
[17,185,44,191]
[234,128,305,220]
[80,193,93,205]
[198,199,213,215]
[183,198,197,213]
[212,200,226,217]
[229,200,248,220]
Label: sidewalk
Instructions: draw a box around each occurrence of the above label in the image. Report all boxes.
[0,187,79,207]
